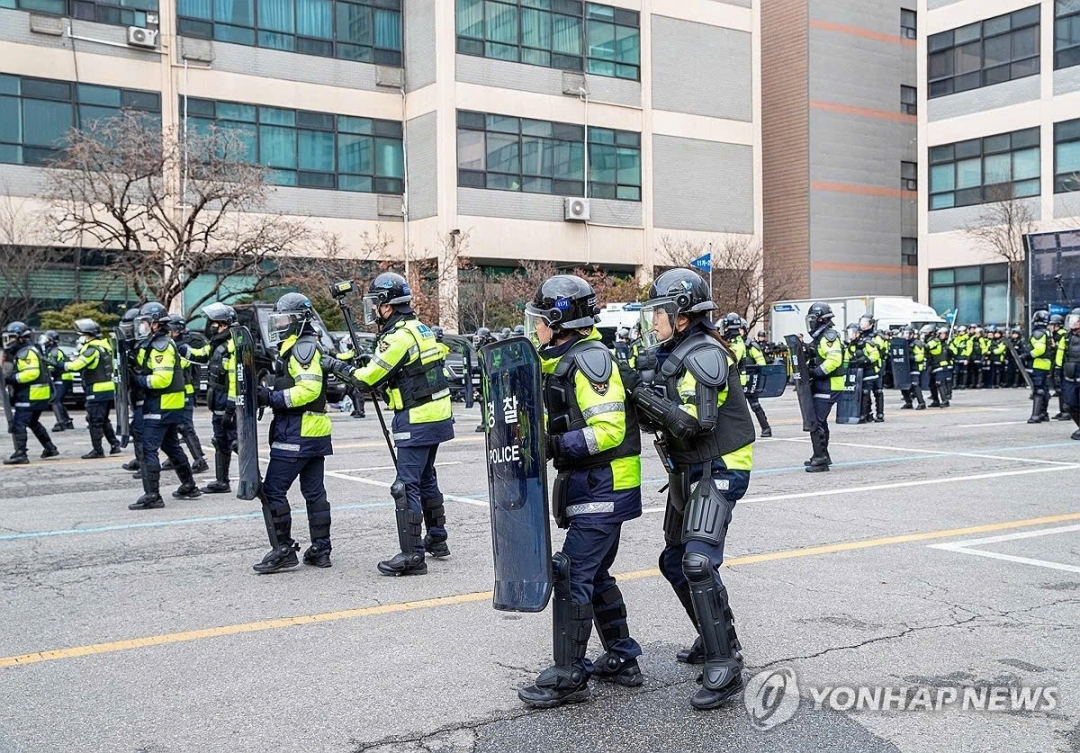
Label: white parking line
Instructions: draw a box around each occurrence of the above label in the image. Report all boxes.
[928,524,1080,574]
[955,421,1031,428]
[331,462,462,474]
[640,463,1080,513]
[767,437,1076,466]
[325,470,489,507]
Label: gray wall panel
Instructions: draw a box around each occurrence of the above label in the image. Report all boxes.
[1054,65,1080,97]
[454,55,640,107]
[404,0,436,91]
[456,189,640,226]
[651,16,752,122]
[809,190,904,296]
[190,38,385,91]
[406,111,437,220]
[927,198,1042,233]
[809,27,910,113]
[0,164,50,198]
[0,9,157,62]
[1054,193,1080,219]
[262,187,389,220]
[928,0,964,8]
[708,0,751,7]
[811,0,899,37]
[810,110,916,188]
[927,76,1040,121]
[653,135,754,233]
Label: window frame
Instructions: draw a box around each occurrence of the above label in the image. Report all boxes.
[7,0,156,28]
[176,0,402,67]
[901,8,917,40]
[455,0,641,82]
[1056,0,1080,70]
[1053,117,1080,193]
[901,160,918,191]
[0,74,161,167]
[928,262,1013,325]
[928,127,1041,210]
[901,84,917,115]
[901,237,918,267]
[927,5,1041,99]
[183,96,404,194]
[455,108,642,201]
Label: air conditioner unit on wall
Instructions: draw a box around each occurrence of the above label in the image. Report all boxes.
[127,26,159,49]
[564,196,590,222]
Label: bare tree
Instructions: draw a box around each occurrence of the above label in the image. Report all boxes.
[655,235,800,329]
[403,230,472,329]
[0,190,68,324]
[964,185,1035,320]
[46,111,328,318]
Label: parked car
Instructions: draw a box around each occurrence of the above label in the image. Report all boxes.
[233,304,347,402]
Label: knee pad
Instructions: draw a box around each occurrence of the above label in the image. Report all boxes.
[681,551,713,584]
[390,480,406,507]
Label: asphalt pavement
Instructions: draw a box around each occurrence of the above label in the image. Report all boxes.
[0,387,1078,753]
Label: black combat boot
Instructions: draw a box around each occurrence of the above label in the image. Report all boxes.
[129,470,165,510]
[201,451,231,494]
[805,430,830,473]
[40,444,59,459]
[110,443,122,455]
[82,449,106,459]
[303,540,332,568]
[253,540,300,574]
[591,584,643,687]
[422,494,450,558]
[752,405,772,438]
[684,556,743,711]
[378,489,427,576]
[1028,395,1045,424]
[4,431,29,465]
[172,461,203,500]
[122,455,140,471]
[191,456,210,474]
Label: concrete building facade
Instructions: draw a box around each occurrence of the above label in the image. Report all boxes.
[762,0,919,300]
[0,0,762,327]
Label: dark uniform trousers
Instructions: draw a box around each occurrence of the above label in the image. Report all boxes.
[51,380,73,426]
[396,444,445,547]
[211,410,237,454]
[812,394,837,445]
[13,409,51,448]
[85,399,119,450]
[142,415,189,478]
[263,455,331,545]
[178,397,205,460]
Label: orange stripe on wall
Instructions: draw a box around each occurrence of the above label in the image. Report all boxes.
[812,261,900,275]
[810,18,916,47]
[811,181,917,200]
[810,100,917,124]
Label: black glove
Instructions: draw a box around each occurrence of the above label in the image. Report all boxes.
[321,355,351,379]
[4,374,16,386]
[618,361,641,393]
[256,385,272,407]
[545,434,562,462]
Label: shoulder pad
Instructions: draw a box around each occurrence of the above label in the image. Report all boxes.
[151,336,172,352]
[823,330,840,343]
[572,342,612,384]
[16,345,32,359]
[683,344,728,387]
[292,337,319,366]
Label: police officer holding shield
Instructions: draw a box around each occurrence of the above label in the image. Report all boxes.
[514,275,644,708]
[804,303,844,471]
[899,327,927,410]
[40,330,75,432]
[191,303,238,494]
[164,315,210,475]
[1027,310,1055,424]
[2,322,59,465]
[252,293,334,573]
[622,268,755,710]
[323,272,454,576]
[64,318,122,458]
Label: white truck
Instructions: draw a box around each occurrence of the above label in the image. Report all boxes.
[768,296,945,340]
[595,302,642,347]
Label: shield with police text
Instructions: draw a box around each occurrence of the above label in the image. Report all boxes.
[836,367,864,424]
[232,326,261,502]
[785,335,815,431]
[111,333,131,447]
[0,351,12,434]
[746,362,787,399]
[889,337,912,391]
[1005,338,1035,398]
[482,336,552,613]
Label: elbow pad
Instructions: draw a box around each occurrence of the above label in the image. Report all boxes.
[630,386,699,440]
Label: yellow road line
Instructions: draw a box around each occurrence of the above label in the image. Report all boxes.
[3,511,1077,669]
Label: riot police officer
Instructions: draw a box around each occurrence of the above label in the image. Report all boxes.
[1026,310,1054,424]
[64,318,121,458]
[805,303,844,470]
[613,327,632,363]
[333,335,367,419]
[40,330,75,431]
[117,308,145,476]
[927,327,952,408]
[861,317,886,422]
[473,327,496,432]
[128,303,202,510]
[988,325,1007,388]
[324,273,454,575]
[1061,308,1080,440]
[2,322,58,465]
[722,313,772,437]
[192,303,237,494]
[899,326,927,410]
[253,293,333,573]
[1050,314,1069,420]
[515,275,644,708]
[623,268,755,710]
[845,323,880,424]
[164,315,210,474]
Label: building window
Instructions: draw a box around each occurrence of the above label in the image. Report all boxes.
[185,97,403,193]
[901,8,916,40]
[1054,118,1080,192]
[456,110,641,200]
[902,238,918,267]
[901,161,917,190]
[928,127,1040,210]
[456,0,640,81]
[0,74,161,167]
[3,0,156,27]
[929,263,1013,325]
[1056,1,1080,70]
[901,85,917,115]
[177,0,402,66]
[927,5,1040,99]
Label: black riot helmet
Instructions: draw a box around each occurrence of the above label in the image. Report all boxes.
[202,302,237,340]
[919,324,935,339]
[858,315,875,333]
[805,302,835,337]
[166,314,187,336]
[720,312,742,338]
[135,302,169,340]
[640,268,715,347]
[2,321,31,352]
[513,324,525,337]
[1032,310,1050,328]
[74,318,102,338]
[1067,307,1080,331]
[937,326,950,339]
[902,326,915,339]
[118,307,140,342]
[269,292,315,346]
[845,322,860,343]
[500,327,512,339]
[363,272,412,326]
[524,275,599,346]
[431,325,445,343]
[474,327,492,346]
[1049,314,1065,329]
[41,330,60,347]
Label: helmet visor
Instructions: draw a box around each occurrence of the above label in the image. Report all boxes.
[362,295,380,327]
[135,316,153,340]
[523,311,550,347]
[267,311,297,346]
[640,298,679,348]
[2,332,20,349]
[845,325,860,343]
[1067,313,1080,330]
